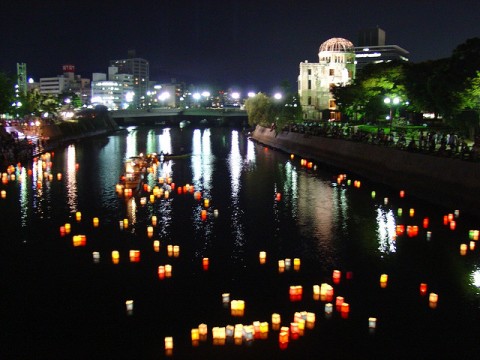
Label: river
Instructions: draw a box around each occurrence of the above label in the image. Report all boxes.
[2,126,480,359]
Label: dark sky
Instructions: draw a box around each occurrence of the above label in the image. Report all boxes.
[0,0,479,93]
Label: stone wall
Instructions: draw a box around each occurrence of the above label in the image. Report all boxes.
[252,126,480,218]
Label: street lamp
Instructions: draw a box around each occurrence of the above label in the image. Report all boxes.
[384,96,400,133]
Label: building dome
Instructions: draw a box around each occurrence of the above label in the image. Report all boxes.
[319,38,354,53]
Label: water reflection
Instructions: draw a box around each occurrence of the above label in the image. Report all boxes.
[229,130,245,259]
[125,127,138,158]
[19,167,28,236]
[375,206,397,254]
[65,144,78,213]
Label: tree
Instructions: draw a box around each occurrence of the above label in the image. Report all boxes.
[0,72,15,116]
[244,92,272,127]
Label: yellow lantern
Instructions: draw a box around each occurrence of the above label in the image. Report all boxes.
[112,251,120,264]
[259,251,266,264]
[75,211,81,222]
[151,215,157,226]
[0,190,6,199]
[380,274,388,288]
[153,240,160,252]
[93,217,99,227]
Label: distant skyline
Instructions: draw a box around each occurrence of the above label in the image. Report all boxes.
[1,0,479,92]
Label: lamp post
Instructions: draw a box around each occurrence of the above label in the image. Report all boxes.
[384,97,400,134]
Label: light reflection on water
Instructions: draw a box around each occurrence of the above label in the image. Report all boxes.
[229,130,245,260]
[65,144,78,213]
[376,206,397,254]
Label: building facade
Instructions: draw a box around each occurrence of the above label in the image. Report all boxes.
[354,28,409,73]
[39,65,91,105]
[298,38,356,120]
[109,51,149,108]
[90,67,134,110]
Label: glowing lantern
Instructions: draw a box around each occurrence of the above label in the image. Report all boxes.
[230,300,245,316]
[57,173,62,180]
[340,303,350,319]
[450,221,456,230]
[426,231,432,240]
[0,190,6,199]
[470,241,476,251]
[384,197,389,205]
[293,258,301,271]
[443,215,449,225]
[419,283,428,296]
[147,226,154,237]
[278,260,285,272]
[380,274,388,288]
[429,293,438,309]
[59,226,66,237]
[279,327,289,345]
[151,215,157,226]
[400,190,405,198]
[448,213,454,222]
[202,257,209,271]
[398,208,403,216]
[72,235,87,247]
[460,244,467,256]
[285,258,291,270]
[335,296,344,311]
[165,264,172,277]
[191,328,199,342]
[276,193,281,201]
[371,191,376,199]
[259,251,266,264]
[368,317,377,329]
[201,209,207,220]
[213,209,219,218]
[289,285,303,302]
[125,300,134,315]
[129,250,140,262]
[164,190,170,199]
[423,217,429,229]
[325,303,333,315]
[332,269,341,284]
[204,198,210,208]
[474,230,479,241]
[194,191,201,200]
[290,322,299,339]
[92,217,100,228]
[222,293,230,304]
[306,312,315,323]
[164,336,173,352]
[396,225,405,236]
[177,187,182,195]
[158,266,165,279]
[92,252,100,263]
[112,251,120,264]
[409,208,415,217]
[199,323,208,336]
[123,218,129,229]
[272,313,281,330]
[150,194,155,203]
[153,240,160,252]
[75,211,82,222]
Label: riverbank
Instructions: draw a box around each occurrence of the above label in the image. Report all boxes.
[251,125,480,218]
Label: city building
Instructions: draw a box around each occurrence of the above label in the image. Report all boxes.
[298,37,356,120]
[110,50,149,108]
[39,65,91,105]
[354,27,409,73]
[90,67,134,110]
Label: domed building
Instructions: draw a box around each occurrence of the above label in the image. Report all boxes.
[298,37,355,120]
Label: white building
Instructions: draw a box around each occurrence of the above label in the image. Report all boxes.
[298,38,356,120]
[39,65,91,105]
[91,67,134,110]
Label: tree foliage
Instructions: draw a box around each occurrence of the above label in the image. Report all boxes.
[0,72,15,115]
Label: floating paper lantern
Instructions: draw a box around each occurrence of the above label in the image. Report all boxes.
[426,231,432,240]
[419,283,428,296]
[92,252,100,263]
[290,154,294,159]
[306,312,315,324]
[153,240,160,252]
[313,285,320,296]
[276,193,281,201]
[57,173,62,181]
[177,187,183,195]
[0,190,6,199]
[230,300,245,316]
[384,197,389,205]
[325,303,333,315]
[289,285,303,302]
[409,208,415,217]
[474,230,479,241]
[450,221,456,230]
[191,328,199,342]
[380,274,388,288]
[448,213,454,222]
[167,244,173,256]
[429,293,438,308]
[340,303,350,318]
[335,296,344,311]
[279,327,289,344]
[147,226,154,237]
[460,244,467,256]
[173,245,180,257]
[164,190,170,199]
[150,194,155,203]
[201,209,207,221]
[443,215,449,225]
[151,215,157,226]
[332,269,341,284]
[400,190,405,198]
[158,266,165,279]
[398,208,403,216]
[125,300,134,314]
[59,226,66,236]
[202,257,209,271]
[204,198,210,208]
[123,218,129,229]
[72,235,87,247]
[194,191,201,201]
[470,241,476,251]
[423,217,429,229]
[222,293,230,304]
[285,258,291,270]
[75,211,81,222]
[165,264,172,277]
[371,191,376,199]
[278,260,285,271]
[129,250,140,262]
[368,317,377,329]
[259,251,267,264]
[290,322,299,339]
[164,336,173,351]
[112,251,120,264]
[293,258,301,271]
[396,225,405,236]
[92,217,99,228]
[199,323,208,336]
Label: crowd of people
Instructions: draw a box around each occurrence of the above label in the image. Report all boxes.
[0,125,35,169]
[286,123,479,161]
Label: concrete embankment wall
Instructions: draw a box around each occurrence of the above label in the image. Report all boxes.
[252,126,480,218]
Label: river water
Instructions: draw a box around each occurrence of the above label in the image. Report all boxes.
[2,126,480,359]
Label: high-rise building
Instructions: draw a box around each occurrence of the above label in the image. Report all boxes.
[354,27,409,73]
[298,38,356,120]
[90,67,134,110]
[39,65,90,105]
[16,63,27,97]
[110,50,149,108]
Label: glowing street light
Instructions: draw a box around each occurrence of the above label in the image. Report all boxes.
[247,92,256,98]
[384,96,400,133]
[273,93,282,100]
[231,92,240,100]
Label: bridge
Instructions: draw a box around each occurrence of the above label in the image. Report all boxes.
[111,108,248,127]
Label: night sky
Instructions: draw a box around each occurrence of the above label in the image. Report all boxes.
[0,0,479,92]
